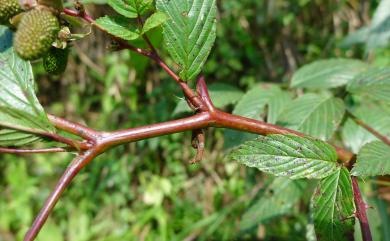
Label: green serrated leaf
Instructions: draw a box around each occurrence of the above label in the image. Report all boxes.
[347,67,390,103]
[277,94,345,141]
[108,0,153,18]
[240,177,307,231]
[224,85,287,149]
[311,167,355,241]
[95,16,140,41]
[230,134,339,179]
[352,141,390,177]
[267,89,292,124]
[156,0,217,81]
[0,26,55,146]
[173,83,244,114]
[291,59,367,89]
[342,103,390,153]
[142,12,169,34]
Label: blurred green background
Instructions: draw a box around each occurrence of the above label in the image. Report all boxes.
[1,0,390,240]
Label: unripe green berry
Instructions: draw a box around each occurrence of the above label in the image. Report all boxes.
[43,47,69,75]
[0,0,22,25]
[14,9,60,60]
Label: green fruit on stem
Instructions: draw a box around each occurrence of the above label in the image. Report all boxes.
[43,47,69,75]
[14,9,60,60]
[0,0,22,24]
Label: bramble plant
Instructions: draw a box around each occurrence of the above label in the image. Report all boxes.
[0,0,389,240]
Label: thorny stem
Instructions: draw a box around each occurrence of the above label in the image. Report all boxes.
[352,177,373,241]
[17,6,372,241]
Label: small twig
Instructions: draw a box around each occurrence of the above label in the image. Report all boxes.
[62,8,206,112]
[48,114,100,141]
[352,177,373,241]
[40,132,90,150]
[137,14,158,54]
[197,75,215,112]
[0,147,68,154]
[347,111,390,147]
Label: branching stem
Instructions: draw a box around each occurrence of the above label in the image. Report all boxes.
[19,6,374,241]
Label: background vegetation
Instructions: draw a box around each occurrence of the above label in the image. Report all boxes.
[1,0,390,240]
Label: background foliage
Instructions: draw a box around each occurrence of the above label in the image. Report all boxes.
[1,0,390,240]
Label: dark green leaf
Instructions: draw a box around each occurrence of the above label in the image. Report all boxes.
[108,0,153,18]
[311,167,355,241]
[230,134,339,179]
[156,0,217,81]
[352,141,390,177]
[0,26,55,146]
[291,59,367,89]
[240,177,307,230]
[95,16,140,41]
[142,12,169,34]
[277,94,345,141]
[347,67,390,103]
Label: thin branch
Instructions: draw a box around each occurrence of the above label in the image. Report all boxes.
[48,114,100,141]
[23,148,100,241]
[40,132,91,150]
[137,14,158,54]
[197,75,216,112]
[62,8,206,111]
[352,177,373,241]
[348,111,390,147]
[0,147,68,154]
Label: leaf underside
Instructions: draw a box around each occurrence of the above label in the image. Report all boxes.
[0,26,55,146]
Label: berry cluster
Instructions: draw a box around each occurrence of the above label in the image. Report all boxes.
[0,0,69,75]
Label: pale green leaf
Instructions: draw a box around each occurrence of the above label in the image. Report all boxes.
[230,134,339,179]
[108,0,153,18]
[311,167,355,241]
[366,0,390,50]
[277,94,345,141]
[240,177,307,230]
[142,12,169,34]
[342,103,390,153]
[173,83,243,114]
[291,59,367,89]
[95,16,140,41]
[267,90,292,124]
[0,26,55,146]
[352,141,390,177]
[224,85,288,149]
[347,67,390,103]
[156,0,217,80]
